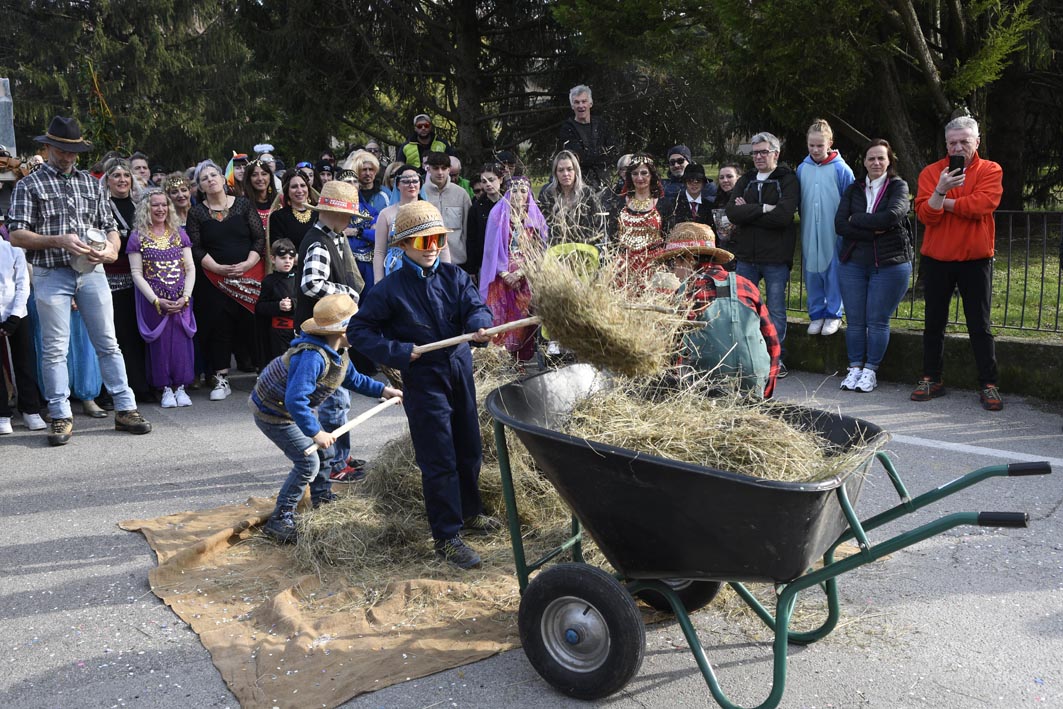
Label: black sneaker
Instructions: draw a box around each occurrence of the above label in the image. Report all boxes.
[434,537,482,569]
[264,507,297,544]
[48,417,74,447]
[329,458,367,483]
[312,491,339,509]
[463,514,504,536]
[115,409,152,434]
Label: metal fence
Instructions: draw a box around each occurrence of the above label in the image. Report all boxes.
[785,210,1063,334]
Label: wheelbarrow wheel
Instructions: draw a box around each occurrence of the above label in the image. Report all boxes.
[635,579,722,614]
[519,563,645,699]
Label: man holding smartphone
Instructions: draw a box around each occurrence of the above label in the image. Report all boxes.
[911,115,1004,411]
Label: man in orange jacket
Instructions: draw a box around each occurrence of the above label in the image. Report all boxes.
[911,116,1003,411]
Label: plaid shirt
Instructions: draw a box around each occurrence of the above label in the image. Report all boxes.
[686,263,781,398]
[6,162,116,269]
[300,225,359,301]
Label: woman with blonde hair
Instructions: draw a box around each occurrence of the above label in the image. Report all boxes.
[538,150,602,246]
[127,188,197,407]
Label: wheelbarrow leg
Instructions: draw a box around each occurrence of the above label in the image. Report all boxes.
[494,420,531,593]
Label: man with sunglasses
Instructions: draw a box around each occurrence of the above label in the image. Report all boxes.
[399,113,453,170]
[725,132,800,377]
[661,144,717,206]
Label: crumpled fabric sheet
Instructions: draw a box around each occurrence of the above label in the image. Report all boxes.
[121,497,520,709]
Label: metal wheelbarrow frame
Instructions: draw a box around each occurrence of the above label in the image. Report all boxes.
[485,364,1051,708]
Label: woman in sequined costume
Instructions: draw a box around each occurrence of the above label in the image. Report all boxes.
[613,153,666,284]
[479,176,549,363]
[127,189,197,405]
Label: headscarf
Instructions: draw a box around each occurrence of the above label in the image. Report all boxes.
[479,176,548,300]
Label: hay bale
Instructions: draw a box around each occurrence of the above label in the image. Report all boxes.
[564,374,883,483]
[525,253,682,378]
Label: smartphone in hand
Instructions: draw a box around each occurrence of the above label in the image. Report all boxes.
[948,154,965,174]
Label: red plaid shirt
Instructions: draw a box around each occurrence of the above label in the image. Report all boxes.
[684,263,781,398]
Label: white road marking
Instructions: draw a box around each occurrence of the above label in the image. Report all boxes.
[890,433,1063,467]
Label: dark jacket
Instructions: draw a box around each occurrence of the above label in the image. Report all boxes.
[558,117,617,188]
[659,188,715,233]
[725,165,800,266]
[465,194,500,278]
[538,184,603,246]
[835,176,913,268]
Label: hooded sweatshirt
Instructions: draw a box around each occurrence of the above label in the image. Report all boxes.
[797,151,854,272]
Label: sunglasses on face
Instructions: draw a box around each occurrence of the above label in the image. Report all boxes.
[405,233,447,250]
[669,158,687,166]
[398,177,421,185]
[415,122,431,129]
[273,248,296,257]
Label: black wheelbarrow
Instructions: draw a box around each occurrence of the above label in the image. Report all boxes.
[485,364,1051,709]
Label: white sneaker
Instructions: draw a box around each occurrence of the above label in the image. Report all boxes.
[840,367,863,391]
[820,318,842,336]
[22,412,47,430]
[0,417,11,435]
[209,375,231,401]
[854,368,878,393]
[807,319,824,335]
[175,386,192,407]
[160,387,177,408]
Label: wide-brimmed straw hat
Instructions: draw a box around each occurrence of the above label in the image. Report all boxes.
[34,116,93,153]
[655,222,734,264]
[311,180,360,216]
[388,201,452,247]
[300,294,359,335]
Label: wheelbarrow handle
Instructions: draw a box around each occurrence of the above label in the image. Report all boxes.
[1007,462,1052,476]
[977,511,1029,528]
[411,316,541,355]
[302,396,403,456]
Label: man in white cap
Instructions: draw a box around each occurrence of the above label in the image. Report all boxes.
[399,113,452,169]
[8,115,152,445]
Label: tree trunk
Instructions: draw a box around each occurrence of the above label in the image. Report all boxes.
[874,55,924,189]
[986,62,1027,209]
[451,0,488,163]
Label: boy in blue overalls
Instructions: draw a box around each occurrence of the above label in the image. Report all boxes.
[347,202,500,570]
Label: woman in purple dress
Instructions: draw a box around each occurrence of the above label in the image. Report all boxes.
[127,189,197,408]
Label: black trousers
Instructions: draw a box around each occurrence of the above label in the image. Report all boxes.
[1,323,45,416]
[920,255,998,386]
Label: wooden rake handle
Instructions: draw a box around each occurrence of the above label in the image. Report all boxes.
[411,316,542,355]
[302,396,403,456]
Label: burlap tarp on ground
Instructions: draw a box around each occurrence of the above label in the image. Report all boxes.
[120,496,522,709]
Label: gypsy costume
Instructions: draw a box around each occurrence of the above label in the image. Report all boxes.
[127,228,197,389]
[185,196,265,373]
[478,181,549,361]
[614,196,665,284]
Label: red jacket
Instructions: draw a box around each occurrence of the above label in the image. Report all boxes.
[914,153,1002,262]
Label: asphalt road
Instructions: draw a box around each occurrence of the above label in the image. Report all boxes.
[1,368,1060,709]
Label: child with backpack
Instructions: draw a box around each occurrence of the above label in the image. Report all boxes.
[654,222,781,398]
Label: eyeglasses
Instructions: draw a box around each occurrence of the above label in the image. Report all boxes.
[398,177,421,185]
[405,233,447,250]
[668,158,687,166]
[415,122,431,129]
[750,149,775,157]
[273,248,296,257]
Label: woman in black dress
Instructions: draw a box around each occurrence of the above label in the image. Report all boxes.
[185,160,266,400]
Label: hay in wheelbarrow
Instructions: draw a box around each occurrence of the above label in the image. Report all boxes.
[564,374,885,483]
[292,345,591,594]
[524,250,685,378]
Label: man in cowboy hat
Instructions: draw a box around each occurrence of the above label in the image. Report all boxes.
[7,115,152,445]
[296,179,367,483]
[251,293,402,543]
[347,201,498,570]
[653,221,781,398]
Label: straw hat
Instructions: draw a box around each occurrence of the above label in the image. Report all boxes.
[300,294,359,336]
[388,201,452,247]
[311,180,360,216]
[655,222,734,264]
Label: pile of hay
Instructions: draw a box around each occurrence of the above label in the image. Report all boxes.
[525,251,684,378]
[292,345,582,588]
[564,375,884,483]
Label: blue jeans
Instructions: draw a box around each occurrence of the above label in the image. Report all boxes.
[33,265,136,419]
[837,260,912,370]
[318,387,351,472]
[254,417,332,511]
[736,261,790,351]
